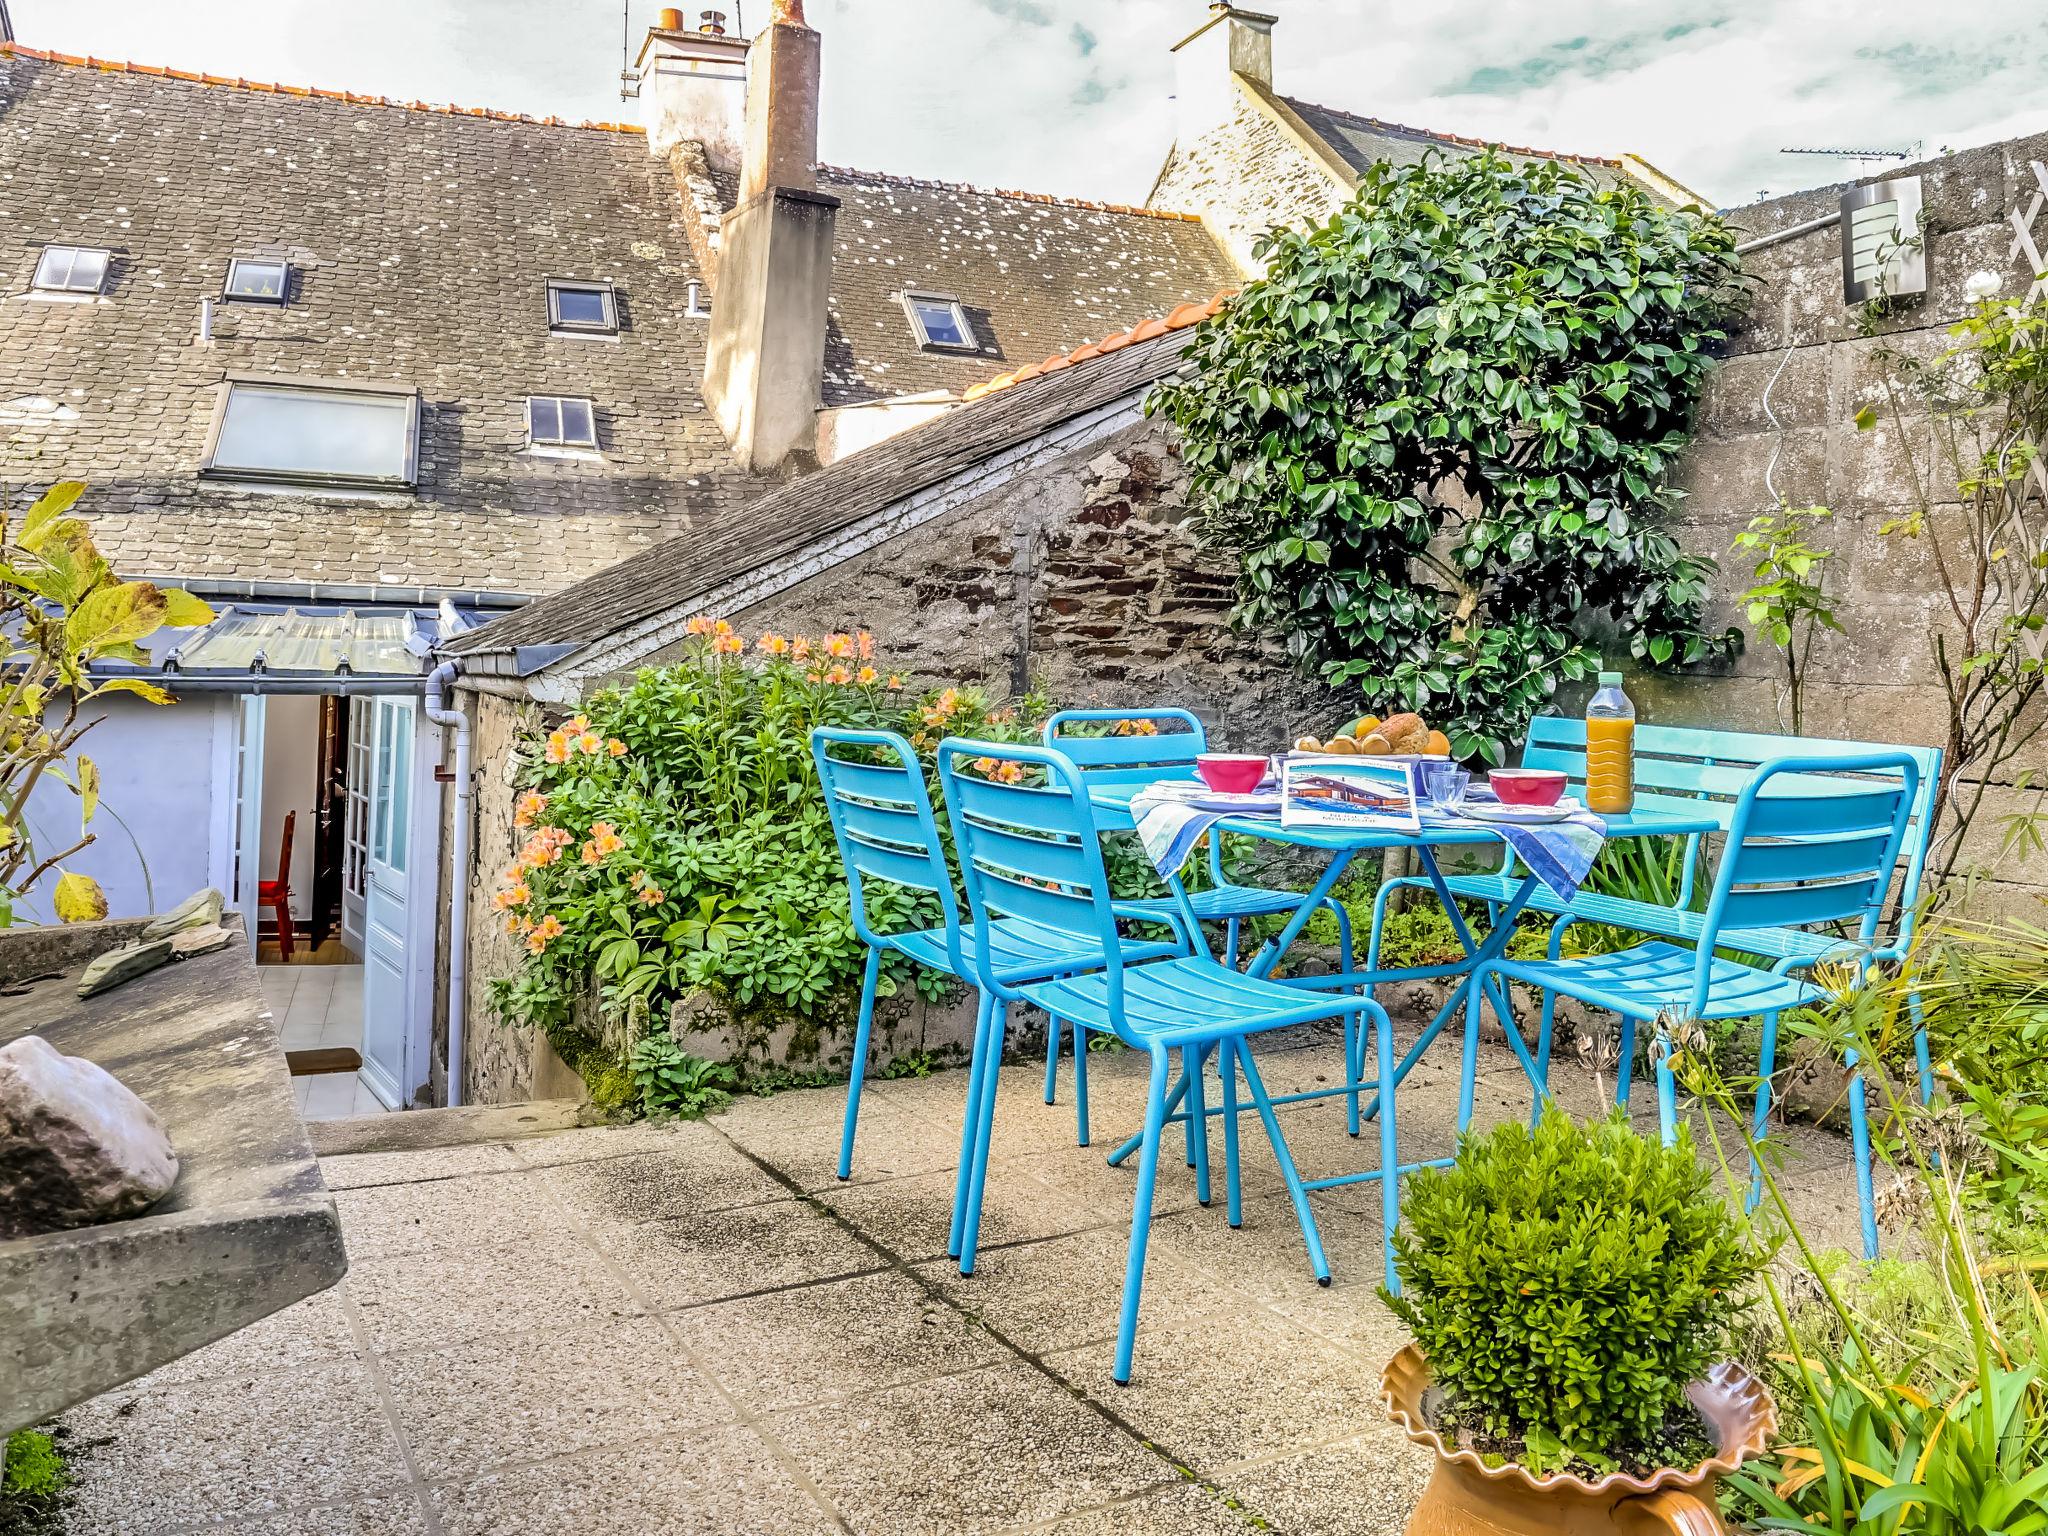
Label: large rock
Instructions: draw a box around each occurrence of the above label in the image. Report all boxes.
[0,1036,179,1239]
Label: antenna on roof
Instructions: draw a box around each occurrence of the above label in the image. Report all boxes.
[1780,143,1919,173]
[620,0,637,99]
[0,0,14,44]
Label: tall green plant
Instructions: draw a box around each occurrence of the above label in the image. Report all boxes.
[1,482,212,924]
[1856,297,2048,892]
[1734,503,1843,735]
[1148,151,1744,763]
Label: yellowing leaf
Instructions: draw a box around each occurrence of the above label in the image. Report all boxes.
[65,581,170,655]
[1854,404,1878,431]
[159,588,216,628]
[53,870,108,924]
[90,677,174,705]
[19,480,86,552]
[78,755,99,827]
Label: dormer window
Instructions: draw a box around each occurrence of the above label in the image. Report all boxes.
[32,245,110,295]
[224,257,290,304]
[201,376,420,490]
[903,291,976,352]
[546,278,618,337]
[526,395,598,450]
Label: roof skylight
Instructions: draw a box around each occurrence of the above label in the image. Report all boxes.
[903,291,977,352]
[526,396,598,450]
[546,278,619,337]
[224,257,291,304]
[31,245,110,295]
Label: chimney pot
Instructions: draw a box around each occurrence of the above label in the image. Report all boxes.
[656,6,684,28]
[698,9,726,33]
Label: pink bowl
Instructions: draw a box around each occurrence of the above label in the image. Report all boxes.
[1196,754,1268,794]
[1489,768,1567,807]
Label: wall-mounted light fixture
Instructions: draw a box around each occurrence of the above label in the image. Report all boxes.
[1841,176,1928,304]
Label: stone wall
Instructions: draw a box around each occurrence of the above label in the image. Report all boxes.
[1150,85,1346,275]
[1656,133,2048,915]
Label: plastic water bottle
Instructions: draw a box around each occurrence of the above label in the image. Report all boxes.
[1586,672,1635,815]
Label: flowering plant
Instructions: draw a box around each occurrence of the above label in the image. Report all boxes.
[487,627,1041,1050]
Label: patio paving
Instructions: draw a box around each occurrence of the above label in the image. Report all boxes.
[49,1024,1869,1535]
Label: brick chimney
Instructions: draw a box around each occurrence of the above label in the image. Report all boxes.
[635,7,749,171]
[701,0,839,473]
[1172,4,1275,141]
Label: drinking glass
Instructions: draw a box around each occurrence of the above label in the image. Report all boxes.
[1429,768,1471,813]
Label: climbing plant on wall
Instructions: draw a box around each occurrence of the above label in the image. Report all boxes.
[1148,151,1746,762]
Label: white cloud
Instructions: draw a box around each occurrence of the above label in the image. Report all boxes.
[19,0,2048,207]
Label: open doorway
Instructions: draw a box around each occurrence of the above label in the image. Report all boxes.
[241,694,382,1118]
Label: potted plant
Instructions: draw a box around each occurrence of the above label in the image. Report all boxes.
[1380,1109,1775,1535]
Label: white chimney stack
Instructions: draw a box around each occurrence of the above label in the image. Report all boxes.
[1171,3,1274,143]
[635,6,749,171]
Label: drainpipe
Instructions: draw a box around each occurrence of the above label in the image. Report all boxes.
[423,661,471,1108]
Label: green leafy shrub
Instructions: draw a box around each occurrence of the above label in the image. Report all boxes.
[1,1426,70,1533]
[1147,151,1744,763]
[1385,1108,1762,1476]
[486,628,1043,1056]
[627,1035,736,1119]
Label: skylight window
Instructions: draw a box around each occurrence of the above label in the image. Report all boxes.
[224,257,291,304]
[546,278,619,336]
[31,246,110,295]
[903,291,976,352]
[202,378,419,490]
[526,396,598,450]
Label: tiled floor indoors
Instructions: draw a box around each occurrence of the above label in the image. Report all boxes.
[258,961,388,1120]
[52,1025,1873,1535]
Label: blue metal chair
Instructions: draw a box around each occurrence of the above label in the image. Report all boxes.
[1041,708,1358,1143]
[1372,719,1943,1106]
[936,738,1400,1385]
[810,728,1183,1260]
[1467,752,1922,1258]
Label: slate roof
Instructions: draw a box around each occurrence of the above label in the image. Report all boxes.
[448,325,1197,660]
[1277,92,1626,181]
[0,43,1237,599]
[812,166,1236,406]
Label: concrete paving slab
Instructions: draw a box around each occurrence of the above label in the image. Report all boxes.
[329,1169,568,1261]
[590,1197,887,1308]
[134,1288,361,1390]
[427,1423,841,1536]
[821,1162,1114,1261]
[318,1142,526,1190]
[534,1131,791,1226]
[1012,1478,1258,1534]
[668,1268,1003,1411]
[379,1315,734,1481]
[1220,1429,1434,1535]
[155,1491,435,1536]
[771,1361,1167,1536]
[346,1229,643,1355]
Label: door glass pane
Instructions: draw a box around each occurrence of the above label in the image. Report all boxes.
[371,702,411,874]
[212,386,412,482]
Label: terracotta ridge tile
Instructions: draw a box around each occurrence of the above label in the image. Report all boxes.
[0,40,647,133]
[1282,92,1623,169]
[813,161,1204,223]
[959,287,1237,408]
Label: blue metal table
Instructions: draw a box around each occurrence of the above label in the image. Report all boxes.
[1086,776,1723,1198]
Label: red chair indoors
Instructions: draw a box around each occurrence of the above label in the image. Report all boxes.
[259,811,297,961]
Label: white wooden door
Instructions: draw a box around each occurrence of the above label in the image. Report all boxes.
[359,696,415,1110]
[233,695,267,958]
[341,695,372,953]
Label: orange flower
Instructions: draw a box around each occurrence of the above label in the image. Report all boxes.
[580,821,625,864]
[713,619,734,637]
[564,715,590,736]
[824,664,854,686]
[712,632,744,655]
[887,673,904,689]
[606,738,627,758]
[525,913,564,954]
[492,879,531,911]
[544,731,572,765]
[806,670,822,683]
[637,884,665,905]
[514,790,548,827]
[791,636,813,660]
[685,616,714,636]
[758,632,789,655]
[856,665,878,685]
[823,632,854,659]
[856,630,874,660]
[504,914,525,936]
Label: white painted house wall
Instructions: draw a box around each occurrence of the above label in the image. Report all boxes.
[19,692,227,922]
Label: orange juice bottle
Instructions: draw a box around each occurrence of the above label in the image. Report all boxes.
[1586,671,1636,814]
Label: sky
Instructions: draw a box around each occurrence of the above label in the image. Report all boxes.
[15,0,2048,209]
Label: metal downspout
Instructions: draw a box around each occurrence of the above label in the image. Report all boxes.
[423,661,471,1108]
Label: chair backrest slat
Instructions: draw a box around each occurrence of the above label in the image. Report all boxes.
[811,727,961,968]
[1721,877,1889,931]
[1042,708,1207,774]
[940,738,1132,1030]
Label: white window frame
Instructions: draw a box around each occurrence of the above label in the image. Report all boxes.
[199,374,421,491]
[31,245,111,295]
[902,290,977,353]
[525,395,599,450]
[545,278,619,336]
[223,256,291,305]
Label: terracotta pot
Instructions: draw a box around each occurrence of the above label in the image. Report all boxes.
[1381,1344,1776,1536]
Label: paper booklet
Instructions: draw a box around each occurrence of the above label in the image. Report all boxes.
[1279,754,1421,832]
